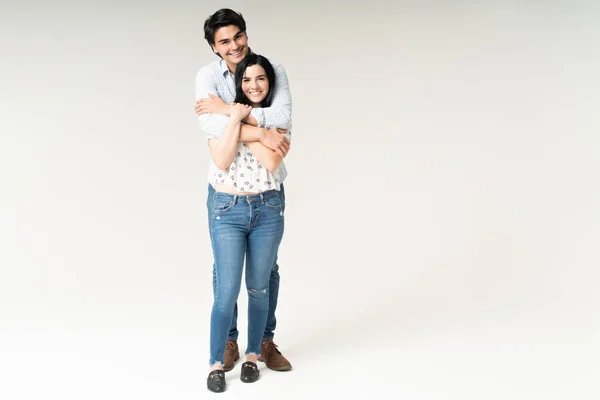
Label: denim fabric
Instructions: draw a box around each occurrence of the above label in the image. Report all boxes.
[207,187,284,365]
[208,184,285,341]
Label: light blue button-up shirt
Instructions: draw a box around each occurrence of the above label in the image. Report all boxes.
[195,58,292,137]
[195,57,292,185]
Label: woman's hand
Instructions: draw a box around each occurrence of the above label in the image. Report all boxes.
[229,103,252,122]
[195,93,229,115]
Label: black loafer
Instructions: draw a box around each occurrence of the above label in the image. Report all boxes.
[240,362,259,383]
[207,370,226,393]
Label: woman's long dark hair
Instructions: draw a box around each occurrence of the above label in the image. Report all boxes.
[234,53,276,107]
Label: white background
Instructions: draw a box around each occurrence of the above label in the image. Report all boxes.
[1,1,599,398]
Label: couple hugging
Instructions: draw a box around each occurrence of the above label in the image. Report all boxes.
[195,8,295,393]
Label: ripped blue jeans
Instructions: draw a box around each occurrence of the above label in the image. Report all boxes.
[207,188,284,366]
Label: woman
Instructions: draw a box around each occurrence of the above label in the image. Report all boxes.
[205,54,290,393]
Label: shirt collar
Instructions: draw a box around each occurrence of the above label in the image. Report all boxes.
[219,59,232,77]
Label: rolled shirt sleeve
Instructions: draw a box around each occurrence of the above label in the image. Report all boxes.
[195,66,229,139]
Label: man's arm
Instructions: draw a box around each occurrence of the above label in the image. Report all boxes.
[195,66,229,139]
[247,141,285,172]
[244,63,292,129]
[194,89,290,155]
[241,125,290,158]
[194,67,280,144]
[194,62,291,155]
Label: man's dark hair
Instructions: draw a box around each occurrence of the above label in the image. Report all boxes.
[204,8,247,48]
[234,53,276,107]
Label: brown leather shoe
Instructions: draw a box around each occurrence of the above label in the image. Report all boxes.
[223,340,239,372]
[259,339,292,371]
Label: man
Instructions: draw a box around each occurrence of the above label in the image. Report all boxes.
[195,8,293,375]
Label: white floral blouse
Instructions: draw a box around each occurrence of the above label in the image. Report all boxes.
[208,133,290,193]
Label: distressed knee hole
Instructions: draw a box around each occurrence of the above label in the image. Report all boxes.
[247,288,268,294]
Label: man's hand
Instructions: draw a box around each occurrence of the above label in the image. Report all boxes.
[195,93,229,115]
[260,128,290,158]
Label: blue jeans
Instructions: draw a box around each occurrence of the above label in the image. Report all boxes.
[207,187,285,366]
[208,184,284,341]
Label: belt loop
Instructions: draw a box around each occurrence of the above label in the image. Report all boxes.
[260,192,265,203]
[232,194,238,205]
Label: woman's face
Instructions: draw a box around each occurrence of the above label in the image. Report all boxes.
[241,64,269,106]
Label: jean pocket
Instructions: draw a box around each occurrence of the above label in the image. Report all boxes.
[263,192,283,209]
[213,193,233,212]
[214,202,232,212]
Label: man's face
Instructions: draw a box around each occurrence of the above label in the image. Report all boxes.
[211,25,249,71]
